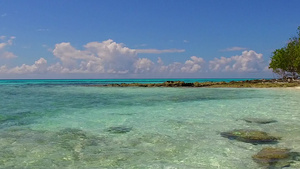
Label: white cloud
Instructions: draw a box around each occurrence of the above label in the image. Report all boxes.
[0,65,8,72]
[1,13,7,17]
[0,36,17,59]
[135,49,185,54]
[221,46,247,52]
[134,58,154,73]
[84,40,137,73]
[0,39,268,77]
[1,58,48,74]
[153,56,205,74]
[53,42,91,69]
[157,57,164,65]
[155,57,168,72]
[181,56,205,73]
[52,39,137,74]
[209,50,264,72]
[0,43,6,49]
[162,62,182,73]
[51,40,189,74]
[0,51,16,59]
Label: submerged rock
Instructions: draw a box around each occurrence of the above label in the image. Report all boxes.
[252,147,300,168]
[243,118,277,124]
[56,128,87,140]
[220,129,280,144]
[106,126,132,134]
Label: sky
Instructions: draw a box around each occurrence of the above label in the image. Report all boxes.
[0,0,299,79]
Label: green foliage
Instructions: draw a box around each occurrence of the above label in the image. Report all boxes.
[269,26,300,79]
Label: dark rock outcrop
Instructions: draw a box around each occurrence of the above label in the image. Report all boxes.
[86,79,300,88]
[252,147,300,168]
[220,129,280,144]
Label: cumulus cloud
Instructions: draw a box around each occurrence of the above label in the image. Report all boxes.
[50,40,192,74]
[0,58,47,74]
[134,58,154,73]
[135,49,185,54]
[154,56,205,74]
[209,50,264,72]
[52,39,137,74]
[0,39,268,77]
[0,36,17,59]
[181,56,205,73]
[221,46,247,52]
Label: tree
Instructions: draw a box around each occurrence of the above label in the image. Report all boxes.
[269,26,300,80]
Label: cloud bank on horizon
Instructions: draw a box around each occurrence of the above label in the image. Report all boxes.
[0,38,270,78]
[1,0,299,79]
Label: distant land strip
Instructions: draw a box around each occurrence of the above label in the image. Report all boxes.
[87,79,300,88]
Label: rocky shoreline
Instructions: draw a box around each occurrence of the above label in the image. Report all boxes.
[88,79,300,88]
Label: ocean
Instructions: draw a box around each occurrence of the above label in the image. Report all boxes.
[0,78,260,86]
[0,79,299,168]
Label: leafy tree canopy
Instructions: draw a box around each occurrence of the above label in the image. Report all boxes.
[269,26,300,80]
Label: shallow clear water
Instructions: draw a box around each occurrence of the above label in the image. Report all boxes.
[0,82,300,168]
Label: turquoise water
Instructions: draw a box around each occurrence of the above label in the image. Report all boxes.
[0,78,260,86]
[0,79,299,168]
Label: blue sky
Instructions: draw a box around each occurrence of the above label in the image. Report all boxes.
[0,0,299,79]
